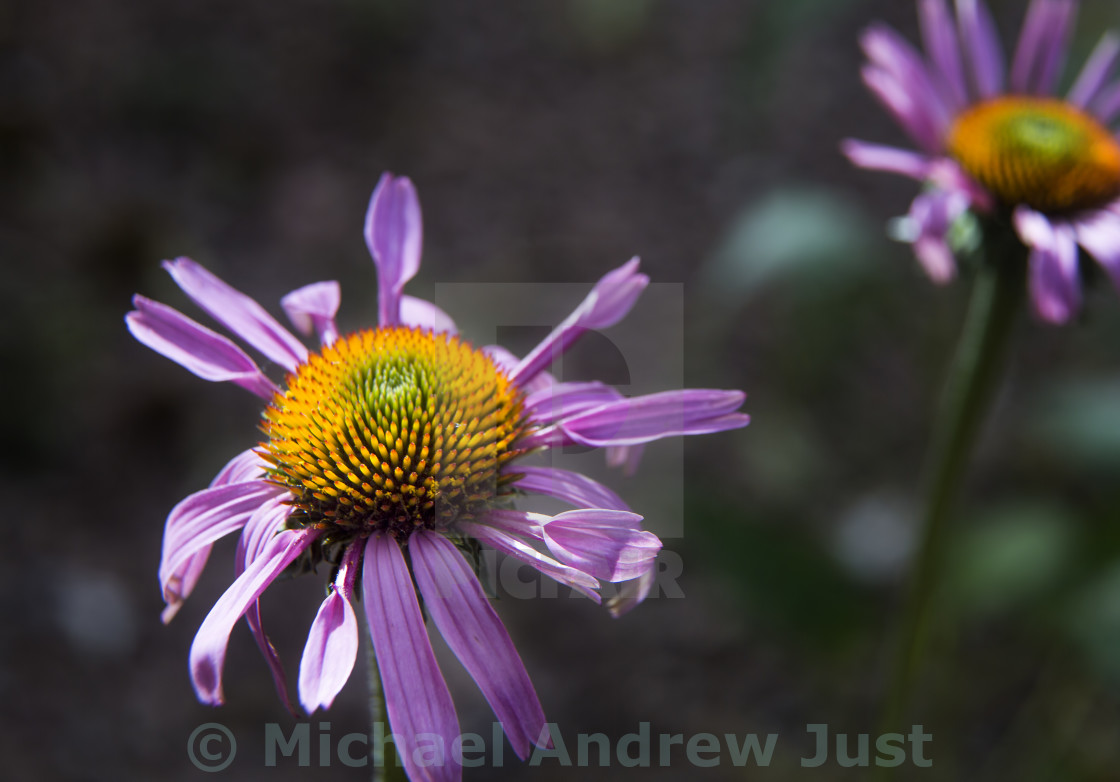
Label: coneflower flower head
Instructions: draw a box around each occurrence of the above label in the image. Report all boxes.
[127,173,748,782]
[844,0,1120,323]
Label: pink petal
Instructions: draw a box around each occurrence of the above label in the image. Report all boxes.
[158,480,285,619]
[210,448,268,487]
[400,295,458,335]
[920,0,968,108]
[511,465,629,511]
[540,509,660,582]
[1068,33,1120,108]
[840,139,933,180]
[411,531,548,759]
[510,258,648,387]
[1074,207,1120,292]
[363,534,460,782]
[126,296,279,399]
[365,173,423,327]
[299,542,361,714]
[956,0,1005,98]
[281,280,340,346]
[559,389,749,447]
[1015,206,1082,323]
[163,257,308,372]
[189,527,319,705]
[605,562,658,618]
[523,381,625,424]
[462,521,601,601]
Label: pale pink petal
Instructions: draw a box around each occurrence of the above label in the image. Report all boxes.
[606,562,658,618]
[1015,206,1082,323]
[523,381,624,424]
[210,448,268,487]
[163,257,308,372]
[411,531,548,759]
[540,509,660,582]
[299,542,361,714]
[511,465,629,511]
[920,0,968,108]
[559,389,749,447]
[956,0,1005,98]
[126,296,278,399]
[1074,206,1120,292]
[1068,33,1120,108]
[400,295,458,335]
[363,534,461,782]
[462,521,601,601]
[365,173,423,327]
[281,280,340,346]
[840,139,933,180]
[158,480,286,620]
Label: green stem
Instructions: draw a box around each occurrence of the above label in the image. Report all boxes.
[880,234,1026,736]
[368,638,407,782]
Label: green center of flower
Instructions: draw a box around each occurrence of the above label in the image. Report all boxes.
[946,96,1120,213]
[260,327,528,540]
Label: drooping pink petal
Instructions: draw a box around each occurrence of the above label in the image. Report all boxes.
[511,465,629,511]
[411,531,548,759]
[163,257,308,372]
[956,0,1005,98]
[158,480,286,620]
[189,527,320,705]
[281,280,340,346]
[510,258,648,387]
[1068,33,1120,108]
[236,494,301,713]
[365,173,423,328]
[1015,206,1082,323]
[920,0,968,108]
[605,562,658,618]
[1074,206,1120,292]
[363,534,461,782]
[840,139,933,180]
[539,509,660,582]
[1033,0,1077,96]
[462,521,601,601]
[559,389,749,447]
[126,296,279,399]
[400,295,458,335]
[299,542,361,714]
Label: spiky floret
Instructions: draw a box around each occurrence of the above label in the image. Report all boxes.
[947,96,1120,214]
[260,326,529,541]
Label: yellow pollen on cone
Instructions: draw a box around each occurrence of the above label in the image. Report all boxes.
[260,326,528,538]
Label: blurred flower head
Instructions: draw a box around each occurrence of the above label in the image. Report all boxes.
[126,173,748,781]
[844,0,1120,323]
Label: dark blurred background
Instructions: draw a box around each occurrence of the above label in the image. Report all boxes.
[7,0,1120,779]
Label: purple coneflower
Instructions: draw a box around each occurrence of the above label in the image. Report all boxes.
[127,173,748,780]
[844,0,1120,323]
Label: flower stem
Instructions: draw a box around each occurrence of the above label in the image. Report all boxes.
[368,638,407,782]
[880,231,1025,735]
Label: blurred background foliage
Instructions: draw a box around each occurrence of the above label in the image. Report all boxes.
[6,0,1120,779]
